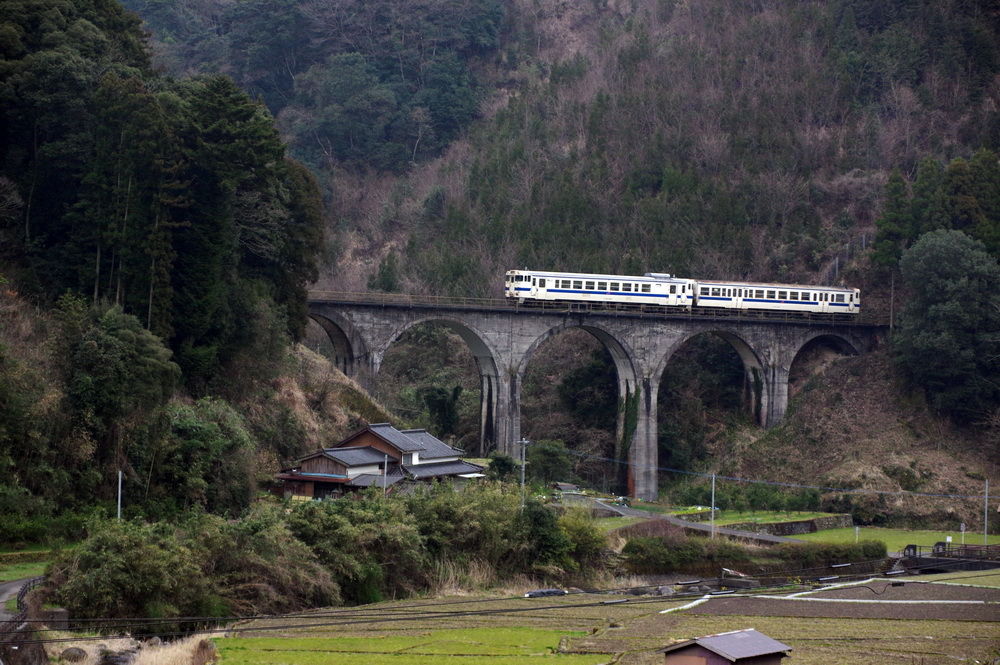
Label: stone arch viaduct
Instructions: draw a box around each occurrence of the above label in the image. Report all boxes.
[308,293,885,500]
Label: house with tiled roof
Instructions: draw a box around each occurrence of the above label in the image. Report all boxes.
[276,424,484,499]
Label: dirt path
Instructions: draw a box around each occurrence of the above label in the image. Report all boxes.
[0,577,30,620]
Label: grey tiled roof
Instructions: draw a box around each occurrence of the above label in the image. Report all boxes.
[347,473,404,488]
[368,423,424,452]
[400,429,464,459]
[403,460,484,480]
[661,629,791,660]
[322,446,386,466]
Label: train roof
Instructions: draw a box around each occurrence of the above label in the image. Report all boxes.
[695,279,857,292]
[506,269,690,282]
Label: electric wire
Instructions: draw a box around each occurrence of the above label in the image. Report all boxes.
[562,448,999,500]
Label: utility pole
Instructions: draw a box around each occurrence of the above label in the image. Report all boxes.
[985,479,990,546]
[519,438,530,508]
[117,469,122,520]
[383,454,388,498]
[710,474,716,539]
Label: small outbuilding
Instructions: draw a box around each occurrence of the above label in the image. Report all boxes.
[660,628,791,664]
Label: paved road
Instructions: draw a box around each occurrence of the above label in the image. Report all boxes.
[0,577,30,620]
[588,497,805,544]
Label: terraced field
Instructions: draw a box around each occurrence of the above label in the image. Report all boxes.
[218,581,1000,665]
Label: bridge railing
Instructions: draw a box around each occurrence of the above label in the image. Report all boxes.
[307,290,889,326]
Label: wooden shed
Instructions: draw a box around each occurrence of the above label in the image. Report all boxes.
[660,629,791,664]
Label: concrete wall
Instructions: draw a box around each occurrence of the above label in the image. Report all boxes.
[723,514,853,536]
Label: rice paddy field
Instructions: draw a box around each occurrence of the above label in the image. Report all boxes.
[216,582,1000,665]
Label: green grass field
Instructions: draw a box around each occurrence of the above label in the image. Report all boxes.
[797,527,1000,551]
[216,628,609,664]
[593,517,643,533]
[0,560,48,582]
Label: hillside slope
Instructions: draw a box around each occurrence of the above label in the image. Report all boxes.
[722,349,999,526]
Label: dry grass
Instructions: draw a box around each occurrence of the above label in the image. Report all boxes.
[43,633,218,665]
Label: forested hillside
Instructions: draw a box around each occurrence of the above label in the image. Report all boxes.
[0,0,397,533]
[2,0,998,531]
[92,0,1000,485]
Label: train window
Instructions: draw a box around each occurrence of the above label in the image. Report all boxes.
[802,292,809,301]
[789,292,798,300]
[623,283,632,292]
[700,287,709,295]
[641,284,651,293]
[753,290,761,298]
[611,282,619,291]
[539,279,546,288]
[573,280,582,289]
[585,281,595,290]
[767,290,775,299]
[669,285,676,294]
[711,288,720,296]
[836,294,845,302]
[778,291,787,300]
[598,281,607,290]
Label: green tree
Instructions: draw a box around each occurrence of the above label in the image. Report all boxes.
[526,439,578,485]
[872,169,914,269]
[895,230,1000,423]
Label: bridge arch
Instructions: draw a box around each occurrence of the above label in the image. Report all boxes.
[308,311,370,379]
[374,315,504,458]
[516,322,640,493]
[652,327,768,425]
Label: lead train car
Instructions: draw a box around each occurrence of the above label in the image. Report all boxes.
[504,270,860,316]
[505,270,696,308]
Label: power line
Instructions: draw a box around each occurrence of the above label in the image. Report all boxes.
[562,448,999,500]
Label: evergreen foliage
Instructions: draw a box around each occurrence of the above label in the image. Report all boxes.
[120,0,505,172]
[0,1,325,390]
[895,230,1000,423]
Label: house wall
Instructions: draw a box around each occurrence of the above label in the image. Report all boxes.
[335,432,402,461]
[347,464,381,478]
[300,456,348,476]
[282,480,314,498]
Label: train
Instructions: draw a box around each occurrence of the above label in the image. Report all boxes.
[503,269,860,317]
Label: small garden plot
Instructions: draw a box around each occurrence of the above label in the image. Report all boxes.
[0,559,48,581]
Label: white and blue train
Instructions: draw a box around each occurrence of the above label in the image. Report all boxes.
[504,269,860,317]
